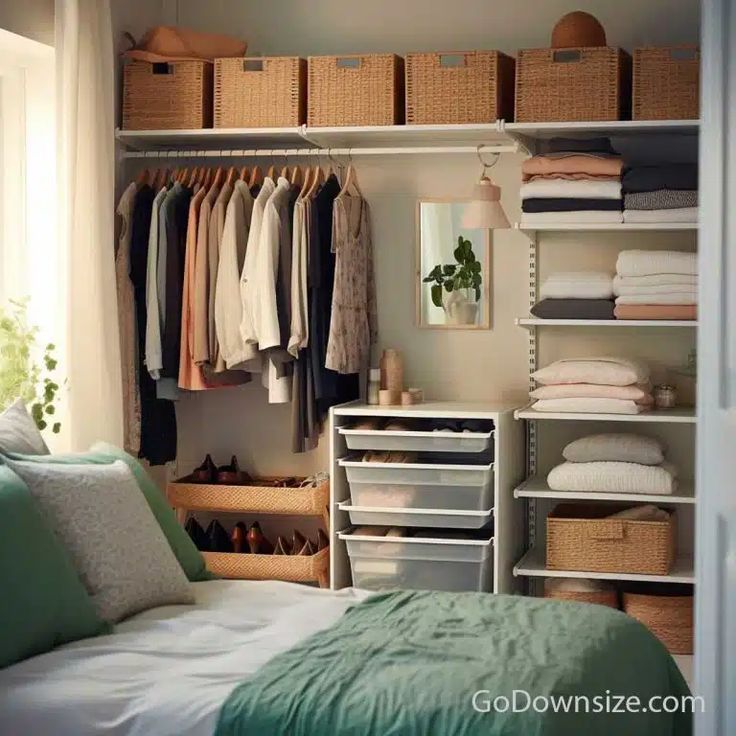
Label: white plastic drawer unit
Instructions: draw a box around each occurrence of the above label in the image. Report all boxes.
[338,501,493,529]
[338,427,494,454]
[339,459,494,512]
[338,530,494,592]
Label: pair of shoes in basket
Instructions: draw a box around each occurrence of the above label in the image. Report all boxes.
[191,454,250,485]
[185,518,235,553]
[274,528,329,556]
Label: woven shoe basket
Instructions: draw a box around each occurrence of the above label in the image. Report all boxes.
[122,60,213,130]
[623,590,693,654]
[544,588,619,609]
[214,56,307,128]
[633,46,700,121]
[515,47,631,122]
[546,503,676,576]
[405,50,515,124]
[308,53,404,126]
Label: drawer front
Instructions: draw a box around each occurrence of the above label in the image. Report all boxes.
[339,428,494,454]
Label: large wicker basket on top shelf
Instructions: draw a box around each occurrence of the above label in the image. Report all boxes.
[546,503,676,576]
[633,46,700,121]
[168,475,329,518]
[122,60,213,130]
[203,547,330,588]
[308,53,404,126]
[515,47,631,122]
[405,50,516,124]
[214,56,307,128]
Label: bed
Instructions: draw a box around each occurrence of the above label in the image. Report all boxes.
[0,579,691,736]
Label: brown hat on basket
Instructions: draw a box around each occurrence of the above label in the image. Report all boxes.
[551,11,607,48]
[123,26,247,63]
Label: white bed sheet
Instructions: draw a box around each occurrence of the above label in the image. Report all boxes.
[0,580,369,736]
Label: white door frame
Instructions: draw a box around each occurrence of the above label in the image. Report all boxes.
[695,0,736,733]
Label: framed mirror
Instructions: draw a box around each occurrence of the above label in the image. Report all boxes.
[416,199,491,329]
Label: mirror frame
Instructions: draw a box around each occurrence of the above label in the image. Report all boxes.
[415,198,492,330]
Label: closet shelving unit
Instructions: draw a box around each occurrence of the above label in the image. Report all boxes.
[508,118,699,681]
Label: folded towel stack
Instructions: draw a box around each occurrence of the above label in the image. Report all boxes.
[530,357,652,414]
[614,249,697,320]
[622,164,698,224]
[520,138,624,226]
[547,433,678,496]
[531,271,615,320]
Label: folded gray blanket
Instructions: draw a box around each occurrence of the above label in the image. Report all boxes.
[622,164,698,193]
[624,189,698,210]
[530,298,615,320]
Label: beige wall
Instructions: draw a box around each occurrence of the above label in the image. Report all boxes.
[0,0,54,45]
[114,0,701,479]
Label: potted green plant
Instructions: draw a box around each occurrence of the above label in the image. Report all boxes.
[422,236,482,325]
[0,299,61,433]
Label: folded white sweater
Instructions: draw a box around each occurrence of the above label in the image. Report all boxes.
[614,281,698,297]
[521,210,624,225]
[531,398,644,415]
[520,179,622,200]
[616,250,697,278]
[547,461,678,495]
[615,292,697,305]
[540,271,614,300]
[614,273,697,289]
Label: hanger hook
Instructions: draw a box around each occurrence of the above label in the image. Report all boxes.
[476,145,500,175]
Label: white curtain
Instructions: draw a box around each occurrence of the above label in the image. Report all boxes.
[56,0,123,450]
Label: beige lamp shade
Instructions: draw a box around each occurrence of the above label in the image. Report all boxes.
[462,176,510,229]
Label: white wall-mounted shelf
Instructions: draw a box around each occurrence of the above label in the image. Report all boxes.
[514,475,696,505]
[516,222,698,233]
[513,546,695,584]
[505,119,699,140]
[516,318,698,329]
[515,405,697,423]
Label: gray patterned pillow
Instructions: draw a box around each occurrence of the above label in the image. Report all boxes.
[7,459,194,622]
[0,399,49,455]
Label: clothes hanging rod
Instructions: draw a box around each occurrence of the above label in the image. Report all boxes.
[121,144,519,160]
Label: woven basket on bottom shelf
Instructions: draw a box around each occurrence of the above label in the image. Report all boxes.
[405,50,515,124]
[214,56,306,127]
[203,547,330,588]
[307,53,404,126]
[122,60,213,130]
[544,589,619,609]
[623,592,693,654]
[546,503,676,576]
[168,476,329,516]
[515,47,631,122]
[633,46,699,120]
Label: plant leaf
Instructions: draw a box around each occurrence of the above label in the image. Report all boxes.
[430,284,443,308]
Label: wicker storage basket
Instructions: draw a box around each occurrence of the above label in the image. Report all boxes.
[214,56,307,128]
[405,50,516,124]
[515,47,631,122]
[203,546,330,587]
[168,476,329,516]
[122,60,213,130]
[623,589,693,653]
[308,53,404,126]
[546,504,676,575]
[545,588,619,609]
[633,46,700,120]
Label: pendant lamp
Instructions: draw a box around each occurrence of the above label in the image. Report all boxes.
[462,147,510,230]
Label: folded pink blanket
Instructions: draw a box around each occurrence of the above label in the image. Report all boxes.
[530,398,644,414]
[522,153,624,180]
[614,304,698,320]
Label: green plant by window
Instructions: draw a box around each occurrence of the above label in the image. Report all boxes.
[423,236,482,308]
[0,299,61,433]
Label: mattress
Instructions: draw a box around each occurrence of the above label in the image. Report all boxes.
[0,580,369,736]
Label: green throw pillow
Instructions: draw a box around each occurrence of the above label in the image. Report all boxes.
[0,465,108,668]
[3,443,212,582]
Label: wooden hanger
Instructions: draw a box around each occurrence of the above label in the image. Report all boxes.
[239,166,249,182]
[225,165,238,187]
[201,167,212,189]
[305,164,323,199]
[279,165,290,180]
[178,167,189,184]
[154,167,169,190]
[136,168,150,187]
[266,164,276,180]
[249,165,263,188]
[212,166,225,188]
[337,162,362,198]
[298,166,312,198]
[187,166,200,188]
[290,165,302,188]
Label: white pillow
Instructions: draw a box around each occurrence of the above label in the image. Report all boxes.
[0,399,49,455]
[563,433,665,465]
[7,459,194,622]
[532,357,650,387]
[547,461,677,496]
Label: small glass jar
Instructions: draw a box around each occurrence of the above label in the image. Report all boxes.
[367,368,381,405]
[653,384,677,409]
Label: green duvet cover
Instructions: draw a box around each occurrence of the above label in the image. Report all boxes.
[216,591,692,736]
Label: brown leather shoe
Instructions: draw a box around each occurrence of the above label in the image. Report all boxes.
[191,454,217,484]
[217,455,249,485]
[231,522,248,553]
[316,529,329,551]
[246,522,274,554]
[290,529,307,555]
[295,539,315,556]
[273,536,289,555]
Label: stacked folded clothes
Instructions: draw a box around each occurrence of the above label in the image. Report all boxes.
[520,138,624,225]
[530,271,614,320]
[529,357,652,414]
[547,433,678,496]
[614,249,697,320]
[622,164,698,223]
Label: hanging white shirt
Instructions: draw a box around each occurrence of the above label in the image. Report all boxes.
[215,180,258,370]
[288,196,310,357]
[240,177,275,348]
[144,186,168,379]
